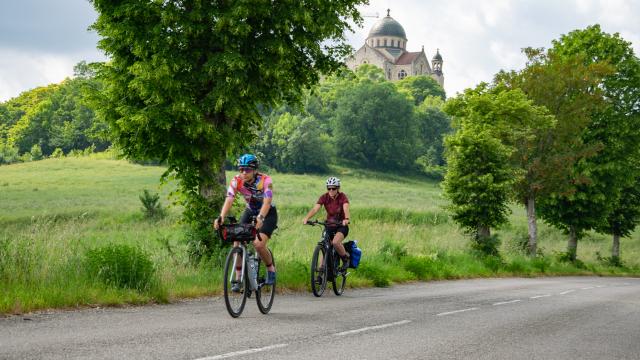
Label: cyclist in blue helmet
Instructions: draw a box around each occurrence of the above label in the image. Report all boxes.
[214,153,278,287]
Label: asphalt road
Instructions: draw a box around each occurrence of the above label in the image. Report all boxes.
[1,276,639,360]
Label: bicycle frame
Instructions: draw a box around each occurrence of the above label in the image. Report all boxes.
[229,242,260,291]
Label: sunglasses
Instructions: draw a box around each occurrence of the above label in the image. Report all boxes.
[239,167,254,173]
[327,187,339,191]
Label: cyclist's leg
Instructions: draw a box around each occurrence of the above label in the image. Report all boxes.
[254,206,277,273]
[331,225,349,257]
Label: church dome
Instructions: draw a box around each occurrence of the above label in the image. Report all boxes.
[367,13,407,39]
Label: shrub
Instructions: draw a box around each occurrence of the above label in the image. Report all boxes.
[471,234,501,257]
[51,148,65,158]
[85,244,156,291]
[30,144,43,161]
[0,142,20,164]
[139,189,166,219]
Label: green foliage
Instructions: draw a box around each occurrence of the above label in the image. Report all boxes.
[443,125,513,240]
[1,77,109,157]
[255,112,331,173]
[85,244,156,291]
[139,189,166,219]
[51,148,65,158]
[0,141,20,164]
[471,235,502,257]
[334,79,417,170]
[29,144,43,161]
[89,0,365,237]
[395,75,446,104]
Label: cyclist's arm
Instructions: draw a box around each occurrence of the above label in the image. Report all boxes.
[303,204,322,224]
[342,202,351,225]
[214,196,235,229]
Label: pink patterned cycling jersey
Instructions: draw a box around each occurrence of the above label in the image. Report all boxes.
[227,173,273,213]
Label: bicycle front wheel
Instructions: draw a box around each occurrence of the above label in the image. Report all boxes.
[332,250,346,296]
[256,249,275,314]
[310,245,327,297]
[223,247,248,318]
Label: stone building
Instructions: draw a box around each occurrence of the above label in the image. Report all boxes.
[346,9,444,87]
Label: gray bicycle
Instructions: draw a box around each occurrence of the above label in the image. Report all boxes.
[218,217,275,318]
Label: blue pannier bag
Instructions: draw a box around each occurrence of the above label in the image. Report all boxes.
[345,240,362,269]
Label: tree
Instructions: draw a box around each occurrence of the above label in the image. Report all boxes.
[413,96,451,177]
[333,78,416,171]
[446,83,557,257]
[395,75,446,105]
[497,47,613,261]
[89,1,365,238]
[550,25,640,262]
[598,177,640,263]
[443,124,512,249]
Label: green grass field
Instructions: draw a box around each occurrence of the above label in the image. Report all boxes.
[1,157,639,314]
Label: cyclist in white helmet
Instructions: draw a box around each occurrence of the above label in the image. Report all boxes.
[302,177,351,269]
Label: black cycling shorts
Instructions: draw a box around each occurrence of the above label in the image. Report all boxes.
[240,206,278,237]
[327,225,349,239]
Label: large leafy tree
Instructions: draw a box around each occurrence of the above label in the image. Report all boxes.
[446,83,556,257]
[550,25,640,262]
[497,47,613,261]
[333,78,416,171]
[89,1,365,232]
[443,124,512,249]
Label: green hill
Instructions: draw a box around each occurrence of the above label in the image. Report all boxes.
[1,157,638,314]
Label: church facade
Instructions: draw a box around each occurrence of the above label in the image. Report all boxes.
[346,10,444,87]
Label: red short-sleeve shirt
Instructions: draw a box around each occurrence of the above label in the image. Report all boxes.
[317,192,349,224]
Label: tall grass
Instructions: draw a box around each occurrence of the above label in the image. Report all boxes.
[1,157,639,314]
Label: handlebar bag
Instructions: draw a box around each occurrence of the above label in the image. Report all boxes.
[222,224,256,242]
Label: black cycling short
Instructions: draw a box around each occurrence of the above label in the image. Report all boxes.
[327,225,349,239]
[240,206,278,237]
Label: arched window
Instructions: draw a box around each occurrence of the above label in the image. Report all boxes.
[384,39,387,46]
[376,39,380,47]
[362,60,368,64]
[398,70,407,80]
[387,69,391,79]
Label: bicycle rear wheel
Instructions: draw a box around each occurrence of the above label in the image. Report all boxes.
[332,250,346,296]
[256,249,276,314]
[310,245,327,297]
[223,247,248,318]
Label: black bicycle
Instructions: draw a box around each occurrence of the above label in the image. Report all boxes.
[305,220,348,297]
[218,217,276,318]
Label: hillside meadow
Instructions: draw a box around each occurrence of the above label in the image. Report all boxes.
[1,156,639,314]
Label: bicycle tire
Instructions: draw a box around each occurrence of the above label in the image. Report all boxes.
[310,244,327,297]
[223,247,248,318]
[331,249,347,296]
[256,249,276,314]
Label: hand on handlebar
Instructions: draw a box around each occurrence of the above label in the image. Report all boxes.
[213,216,223,230]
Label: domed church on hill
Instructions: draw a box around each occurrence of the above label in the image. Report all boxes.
[346,9,444,87]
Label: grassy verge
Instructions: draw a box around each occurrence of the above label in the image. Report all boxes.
[1,157,639,314]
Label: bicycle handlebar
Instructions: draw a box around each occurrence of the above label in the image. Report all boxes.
[304,219,342,227]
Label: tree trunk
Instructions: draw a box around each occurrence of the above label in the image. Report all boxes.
[567,225,578,262]
[477,225,490,239]
[612,233,620,259]
[526,196,537,257]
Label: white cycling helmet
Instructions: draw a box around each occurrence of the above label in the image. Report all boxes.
[326,177,341,187]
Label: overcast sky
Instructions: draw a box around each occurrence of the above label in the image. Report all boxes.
[1,0,639,102]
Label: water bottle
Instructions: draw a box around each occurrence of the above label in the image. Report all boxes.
[248,254,258,290]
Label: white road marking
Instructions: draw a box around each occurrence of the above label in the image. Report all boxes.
[195,343,288,360]
[595,285,605,288]
[334,320,411,336]
[492,299,522,306]
[436,307,479,316]
[530,294,551,299]
[580,287,595,290]
[559,290,575,295]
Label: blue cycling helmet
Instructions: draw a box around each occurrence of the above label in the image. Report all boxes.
[237,153,259,169]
